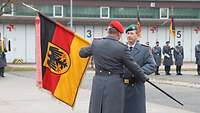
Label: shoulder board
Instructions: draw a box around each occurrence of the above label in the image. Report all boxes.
[93,38,103,40]
[141,44,149,47]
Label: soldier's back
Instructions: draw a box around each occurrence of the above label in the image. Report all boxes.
[92,36,126,71]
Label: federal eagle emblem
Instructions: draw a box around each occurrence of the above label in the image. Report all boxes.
[43,42,71,74]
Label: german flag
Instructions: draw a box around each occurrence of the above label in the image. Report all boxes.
[35,12,90,107]
[136,10,142,36]
[170,16,176,38]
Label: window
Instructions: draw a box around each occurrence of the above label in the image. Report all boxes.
[14,4,35,16]
[53,5,63,17]
[72,6,100,17]
[171,8,198,19]
[2,3,13,16]
[160,8,169,19]
[100,7,110,18]
[38,5,53,16]
[110,7,159,18]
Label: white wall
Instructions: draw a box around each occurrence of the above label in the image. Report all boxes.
[183,27,192,61]
[4,24,26,63]
[25,24,36,63]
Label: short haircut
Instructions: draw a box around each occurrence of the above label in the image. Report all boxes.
[108,27,119,34]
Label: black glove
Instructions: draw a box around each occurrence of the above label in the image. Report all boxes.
[144,75,149,82]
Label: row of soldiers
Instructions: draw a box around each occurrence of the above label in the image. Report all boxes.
[151,41,184,75]
[151,40,200,76]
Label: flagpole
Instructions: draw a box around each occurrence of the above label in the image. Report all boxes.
[136,5,142,38]
[0,33,4,52]
[169,25,170,42]
[169,17,170,42]
[156,26,158,42]
[22,2,39,12]
[137,5,139,12]
[172,6,175,48]
[70,0,73,29]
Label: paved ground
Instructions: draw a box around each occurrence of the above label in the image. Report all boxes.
[0,71,199,113]
[1,63,199,113]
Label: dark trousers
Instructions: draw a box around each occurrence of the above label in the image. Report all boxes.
[0,67,5,77]
[155,66,160,75]
[197,65,200,75]
[176,65,182,74]
[165,66,171,74]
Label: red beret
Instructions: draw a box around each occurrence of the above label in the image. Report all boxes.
[109,20,124,33]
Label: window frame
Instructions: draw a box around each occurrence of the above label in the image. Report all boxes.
[100,7,110,18]
[53,5,63,17]
[2,3,14,16]
[160,8,169,19]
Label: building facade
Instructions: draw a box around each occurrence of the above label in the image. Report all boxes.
[1,0,200,63]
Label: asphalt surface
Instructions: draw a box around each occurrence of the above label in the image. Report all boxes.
[0,71,199,113]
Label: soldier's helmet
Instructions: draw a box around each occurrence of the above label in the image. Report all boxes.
[109,20,124,33]
[125,24,138,33]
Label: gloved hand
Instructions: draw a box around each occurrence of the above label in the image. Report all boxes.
[144,75,149,82]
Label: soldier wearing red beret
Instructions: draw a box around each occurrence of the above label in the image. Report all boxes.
[80,20,147,113]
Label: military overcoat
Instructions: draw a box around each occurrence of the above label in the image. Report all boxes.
[152,46,162,66]
[173,45,184,66]
[123,42,156,113]
[195,44,200,65]
[80,36,146,113]
[0,53,6,68]
[163,45,173,66]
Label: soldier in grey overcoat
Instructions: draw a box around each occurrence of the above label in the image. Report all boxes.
[0,37,7,77]
[163,41,173,75]
[173,41,184,75]
[195,41,200,75]
[152,41,162,75]
[123,24,156,113]
[79,20,147,113]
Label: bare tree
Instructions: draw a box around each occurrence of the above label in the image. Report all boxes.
[0,0,14,16]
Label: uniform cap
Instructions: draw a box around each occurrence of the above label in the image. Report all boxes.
[125,24,137,33]
[109,20,124,33]
[177,41,181,44]
[156,41,159,44]
[166,41,170,44]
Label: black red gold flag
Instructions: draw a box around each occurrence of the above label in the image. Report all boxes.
[170,16,176,38]
[35,12,90,107]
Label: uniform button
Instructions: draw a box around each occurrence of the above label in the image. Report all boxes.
[100,70,102,72]
[108,72,111,75]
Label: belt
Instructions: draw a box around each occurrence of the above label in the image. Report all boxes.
[123,76,136,86]
[95,69,135,85]
[95,69,123,76]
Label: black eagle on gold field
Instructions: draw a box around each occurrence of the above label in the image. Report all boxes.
[47,46,68,73]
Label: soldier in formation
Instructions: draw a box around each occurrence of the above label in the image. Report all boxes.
[163,41,173,75]
[195,41,200,75]
[173,41,184,75]
[152,41,162,75]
